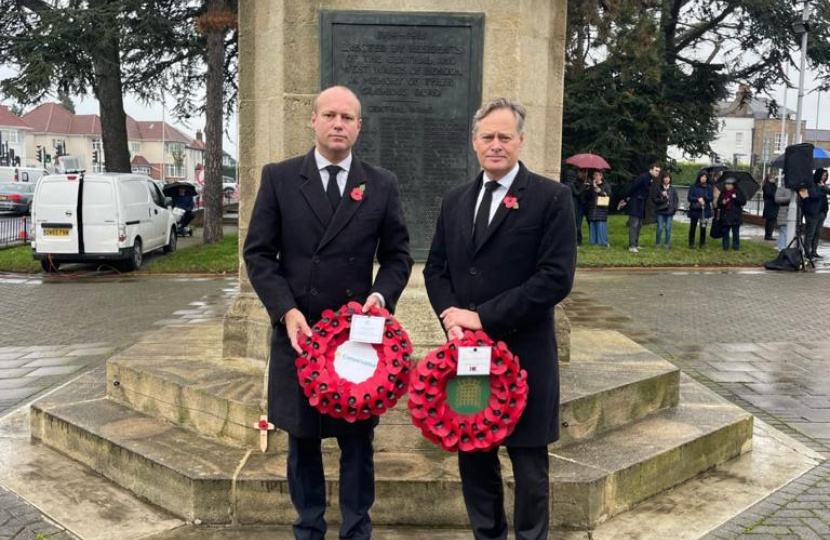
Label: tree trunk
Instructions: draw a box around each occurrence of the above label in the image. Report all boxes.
[90,1,131,173]
[202,0,226,244]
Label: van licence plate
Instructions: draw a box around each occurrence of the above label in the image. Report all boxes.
[44,228,70,237]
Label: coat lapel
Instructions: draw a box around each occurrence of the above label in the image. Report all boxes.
[474,162,529,255]
[299,151,333,226]
[459,172,483,255]
[317,157,366,251]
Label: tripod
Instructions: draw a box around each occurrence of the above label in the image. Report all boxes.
[786,195,814,270]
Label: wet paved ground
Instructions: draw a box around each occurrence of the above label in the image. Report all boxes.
[569,265,830,539]
[2,216,830,539]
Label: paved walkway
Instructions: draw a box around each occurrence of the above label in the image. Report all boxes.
[570,267,830,539]
[0,274,236,539]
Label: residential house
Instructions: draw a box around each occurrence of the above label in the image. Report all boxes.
[21,103,205,182]
[0,104,33,166]
[668,85,806,169]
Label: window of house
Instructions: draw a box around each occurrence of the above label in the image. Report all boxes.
[52,138,65,150]
[0,130,18,144]
[775,133,789,153]
[735,132,743,148]
[130,142,140,155]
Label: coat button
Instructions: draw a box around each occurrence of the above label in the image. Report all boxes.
[310,288,319,296]
[345,289,353,297]
[469,266,478,275]
[312,256,320,264]
[468,303,476,311]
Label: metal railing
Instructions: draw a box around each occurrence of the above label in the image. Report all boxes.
[0,216,31,248]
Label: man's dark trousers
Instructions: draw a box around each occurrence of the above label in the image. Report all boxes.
[288,433,375,540]
[458,446,550,540]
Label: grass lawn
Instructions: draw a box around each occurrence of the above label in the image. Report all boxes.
[0,234,239,274]
[141,234,238,273]
[577,215,778,267]
[0,244,41,273]
[0,222,779,274]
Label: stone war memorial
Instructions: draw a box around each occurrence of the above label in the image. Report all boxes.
[23,2,820,538]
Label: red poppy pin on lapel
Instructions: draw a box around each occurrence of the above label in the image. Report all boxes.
[503,196,519,210]
[351,184,366,201]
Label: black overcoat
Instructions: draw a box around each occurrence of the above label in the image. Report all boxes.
[244,149,413,438]
[423,163,577,447]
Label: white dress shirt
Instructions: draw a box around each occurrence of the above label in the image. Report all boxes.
[314,149,352,195]
[473,162,520,225]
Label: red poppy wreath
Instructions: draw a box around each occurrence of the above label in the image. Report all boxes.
[408,330,528,452]
[296,302,413,422]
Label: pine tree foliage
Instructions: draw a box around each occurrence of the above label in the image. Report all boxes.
[564,0,830,186]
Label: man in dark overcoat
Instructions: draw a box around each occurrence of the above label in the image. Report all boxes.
[620,163,660,252]
[244,85,413,540]
[423,98,577,540]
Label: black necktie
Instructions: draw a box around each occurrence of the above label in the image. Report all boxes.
[474,181,500,247]
[325,165,342,211]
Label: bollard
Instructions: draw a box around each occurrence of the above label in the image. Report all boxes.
[18,216,27,242]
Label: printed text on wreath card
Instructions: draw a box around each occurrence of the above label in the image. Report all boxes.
[457,346,492,376]
[334,341,380,383]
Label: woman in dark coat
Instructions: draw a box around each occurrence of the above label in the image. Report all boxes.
[762,174,778,240]
[687,171,714,248]
[586,169,611,246]
[653,171,679,248]
[716,178,747,250]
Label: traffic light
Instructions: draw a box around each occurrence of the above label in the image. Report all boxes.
[44,153,52,164]
[92,150,99,164]
[36,147,43,163]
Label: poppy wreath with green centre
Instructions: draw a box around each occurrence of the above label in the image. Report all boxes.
[408,329,528,452]
[296,301,413,422]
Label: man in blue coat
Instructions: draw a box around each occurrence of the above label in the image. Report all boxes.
[244,86,413,540]
[424,98,577,540]
[620,163,661,252]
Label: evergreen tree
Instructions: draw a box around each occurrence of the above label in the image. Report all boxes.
[564,0,830,190]
[0,0,200,173]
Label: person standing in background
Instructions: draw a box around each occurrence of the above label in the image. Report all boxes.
[762,173,778,241]
[653,171,679,249]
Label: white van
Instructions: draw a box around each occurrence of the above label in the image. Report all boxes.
[32,172,177,272]
[0,166,50,185]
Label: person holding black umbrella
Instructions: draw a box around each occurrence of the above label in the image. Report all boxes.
[716,178,747,251]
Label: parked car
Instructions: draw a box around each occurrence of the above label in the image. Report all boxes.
[31,172,177,273]
[0,166,50,185]
[0,182,36,214]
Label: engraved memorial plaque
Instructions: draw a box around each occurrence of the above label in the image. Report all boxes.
[321,11,484,259]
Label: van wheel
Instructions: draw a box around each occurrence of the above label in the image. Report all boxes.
[40,259,60,273]
[123,239,143,271]
[163,227,177,253]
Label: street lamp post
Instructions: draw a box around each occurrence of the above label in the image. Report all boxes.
[786,1,813,245]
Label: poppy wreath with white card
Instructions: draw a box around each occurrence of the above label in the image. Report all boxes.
[296,302,413,423]
[408,330,528,452]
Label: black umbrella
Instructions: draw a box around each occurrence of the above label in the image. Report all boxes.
[714,170,760,200]
[161,182,197,197]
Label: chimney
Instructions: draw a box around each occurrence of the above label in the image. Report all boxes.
[196,130,203,143]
